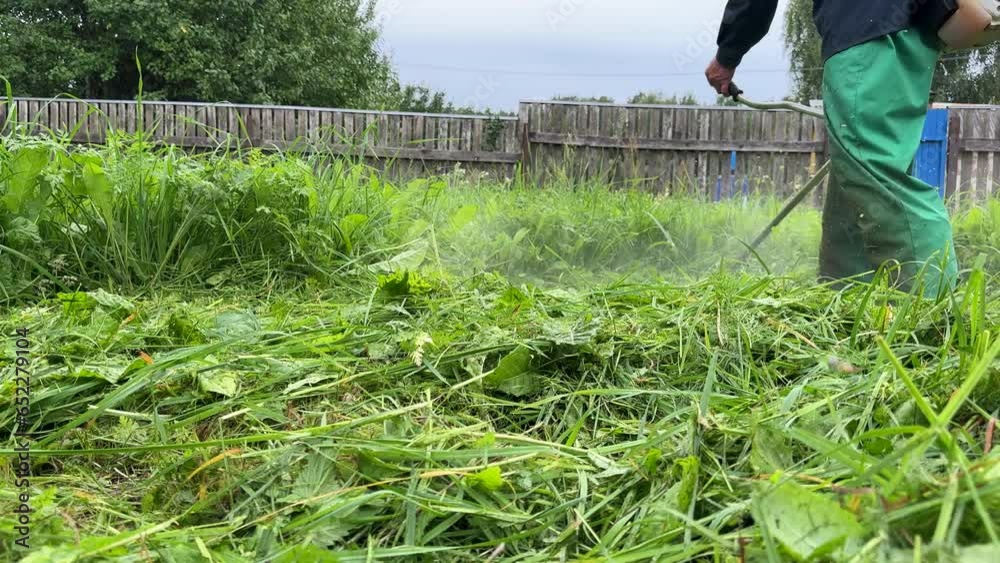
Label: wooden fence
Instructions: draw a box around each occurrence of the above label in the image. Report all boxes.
[520,100,827,200]
[0,98,522,177]
[945,105,1000,203]
[1,97,999,203]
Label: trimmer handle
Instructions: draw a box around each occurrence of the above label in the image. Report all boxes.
[728,82,744,101]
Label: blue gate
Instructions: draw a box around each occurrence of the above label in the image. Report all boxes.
[912,108,950,197]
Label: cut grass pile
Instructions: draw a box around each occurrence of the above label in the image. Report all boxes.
[1,133,1000,562]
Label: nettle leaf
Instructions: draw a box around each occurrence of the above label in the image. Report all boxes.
[89,288,135,316]
[484,346,539,397]
[198,371,239,397]
[750,424,794,474]
[285,452,342,504]
[541,317,600,346]
[6,216,42,246]
[209,311,260,339]
[754,478,864,561]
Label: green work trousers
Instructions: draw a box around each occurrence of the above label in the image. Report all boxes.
[820,27,958,297]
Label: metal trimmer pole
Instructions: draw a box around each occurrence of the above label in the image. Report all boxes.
[748,161,831,251]
[727,82,830,252]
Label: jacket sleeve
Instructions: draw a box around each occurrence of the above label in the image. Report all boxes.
[715,0,780,69]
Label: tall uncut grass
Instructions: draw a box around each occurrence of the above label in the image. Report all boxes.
[2,106,1000,562]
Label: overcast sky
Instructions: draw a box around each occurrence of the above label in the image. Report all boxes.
[376,0,793,112]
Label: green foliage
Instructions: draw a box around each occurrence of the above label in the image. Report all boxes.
[628,91,700,105]
[0,0,394,108]
[484,345,539,397]
[933,46,1000,105]
[755,478,865,560]
[386,83,455,114]
[784,0,1000,104]
[383,82,516,116]
[783,0,825,103]
[2,190,1000,559]
[465,466,505,491]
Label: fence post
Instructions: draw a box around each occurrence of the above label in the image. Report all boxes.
[518,101,533,184]
[945,110,962,203]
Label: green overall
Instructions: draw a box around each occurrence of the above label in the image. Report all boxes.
[820,27,959,297]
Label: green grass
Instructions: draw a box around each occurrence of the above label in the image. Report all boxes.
[2,129,1000,562]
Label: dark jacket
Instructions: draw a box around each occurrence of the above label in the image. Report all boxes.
[716,0,960,68]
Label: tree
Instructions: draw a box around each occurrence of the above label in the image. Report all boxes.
[0,0,395,109]
[782,0,824,103]
[783,0,1000,104]
[932,47,1000,105]
[387,84,454,114]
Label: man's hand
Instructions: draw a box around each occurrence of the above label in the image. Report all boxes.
[705,58,736,96]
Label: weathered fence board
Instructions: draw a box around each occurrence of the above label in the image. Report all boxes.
[945,107,1000,203]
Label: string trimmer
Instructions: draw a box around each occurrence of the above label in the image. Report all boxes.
[729,0,1000,252]
[726,82,831,253]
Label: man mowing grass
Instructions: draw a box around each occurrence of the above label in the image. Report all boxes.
[705,0,963,297]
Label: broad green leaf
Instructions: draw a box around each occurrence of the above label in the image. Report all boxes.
[71,361,145,384]
[368,239,428,273]
[6,216,42,246]
[750,424,794,474]
[511,227,531,245]
[82,161,114,218]
[285,452,342,503]
[19,546,83,563]
[541,317,599,346]
[496,286,532,312]
[448,204,478,232]
[90,288,134,314]
[465,466,504,491]
[2,146,50,217]
[168,312,206,345]
[484,346,539,397]
[754,478,864,561]
[58,292,98,321]
[198,371,239,397]
[887,545,1000,563]
[209,311,260,338]
[338,213,368,253]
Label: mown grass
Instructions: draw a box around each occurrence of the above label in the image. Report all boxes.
[1,124,1000,562]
